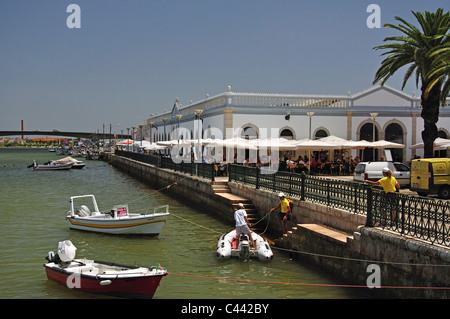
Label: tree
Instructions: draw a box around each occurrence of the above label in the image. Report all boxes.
[373,8,450,158]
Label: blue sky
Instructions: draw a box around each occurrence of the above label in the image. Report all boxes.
[1,0,448,133]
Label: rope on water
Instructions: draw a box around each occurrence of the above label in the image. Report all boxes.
[167,272,450,290]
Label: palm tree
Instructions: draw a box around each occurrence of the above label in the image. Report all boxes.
[373,8,450,158]
[427,42,450,104]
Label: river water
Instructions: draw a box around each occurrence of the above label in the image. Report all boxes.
[0,148,371,300]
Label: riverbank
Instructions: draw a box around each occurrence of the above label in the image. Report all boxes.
[105,152,450,299]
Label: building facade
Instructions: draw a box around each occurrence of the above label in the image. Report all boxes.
[142,85,450,163]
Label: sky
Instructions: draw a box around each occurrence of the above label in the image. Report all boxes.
[1,0,448,134]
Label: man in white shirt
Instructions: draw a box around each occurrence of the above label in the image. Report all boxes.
[234,203,255,248]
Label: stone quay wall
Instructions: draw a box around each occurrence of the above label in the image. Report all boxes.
[106,153,450,299]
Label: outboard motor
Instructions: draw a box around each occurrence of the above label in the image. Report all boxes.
[76,205,91,217]
[239,233,250,260]
[57,240,77,262]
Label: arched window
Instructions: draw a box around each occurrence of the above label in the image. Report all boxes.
[314,129,328,140]
[280,129,294,140]
[240,126,258,140]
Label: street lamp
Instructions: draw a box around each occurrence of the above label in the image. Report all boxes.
[131,126,135,152]
[162,119,168,156]
[175,114,182,143]
[307,112,315,167]
[370,113,378,161]
[194,110,203,162]
[149,122,154,144]
[307,112,315,139]
[109,123,120,146]
[126,128,130,152]
[139,125,144,150]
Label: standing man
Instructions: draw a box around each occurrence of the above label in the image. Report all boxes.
[270,193,291,235]
[234,203,255,248]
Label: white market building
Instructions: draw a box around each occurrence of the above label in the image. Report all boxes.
[141,85,450,164]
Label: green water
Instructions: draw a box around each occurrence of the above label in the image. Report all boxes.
[0,148,370,299]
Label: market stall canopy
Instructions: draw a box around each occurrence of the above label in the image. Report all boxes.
[318,135,349,147]
[410,137,450,150]
[369,140,405,149]
[293,139,338,150]
[341,140,373,149]
[134,141,168,150]
[248,138,297,150]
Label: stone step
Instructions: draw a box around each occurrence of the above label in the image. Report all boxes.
[280,224,350,244]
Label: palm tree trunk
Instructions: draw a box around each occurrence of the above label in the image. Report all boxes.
[420,83,441,158]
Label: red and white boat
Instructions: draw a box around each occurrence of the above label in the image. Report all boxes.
[44,240,167,299]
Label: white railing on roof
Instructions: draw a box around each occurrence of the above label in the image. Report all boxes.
[228,92,350,108]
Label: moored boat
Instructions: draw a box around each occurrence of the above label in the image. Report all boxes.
[29,160,73,170]
[216,229,273,261]
[66,194,169,235]
[44,240,167,299]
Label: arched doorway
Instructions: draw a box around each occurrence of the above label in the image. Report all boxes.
[240,125,258,163]
[360,122,378,161]
[385,123,404,162]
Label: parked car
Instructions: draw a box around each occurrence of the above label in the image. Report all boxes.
[353,161,411,187]
[410,158,450,199]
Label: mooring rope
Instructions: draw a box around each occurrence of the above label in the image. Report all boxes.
[167,271,450,290]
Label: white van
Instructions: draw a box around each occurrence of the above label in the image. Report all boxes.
[353,161,410,187]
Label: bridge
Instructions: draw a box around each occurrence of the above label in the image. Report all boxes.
[0,131,130,140]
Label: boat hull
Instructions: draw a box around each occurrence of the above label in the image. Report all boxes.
[44,261,166,299]
[33,163,73,170]
[66,213,169,235]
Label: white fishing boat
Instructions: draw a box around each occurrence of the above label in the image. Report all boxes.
[44,240,167,299]
[216,229,273,261]
[29,160,73,170]
[66,195,169,235]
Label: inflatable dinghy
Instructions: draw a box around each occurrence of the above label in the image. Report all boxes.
[216,229,273,261]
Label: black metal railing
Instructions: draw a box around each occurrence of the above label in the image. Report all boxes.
[115,150,215,181]
[229,164,450,247]
[113,151,450,247]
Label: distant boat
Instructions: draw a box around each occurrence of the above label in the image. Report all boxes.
[29,160,73,171]
[66,194,170,235]
[44,240,167,299]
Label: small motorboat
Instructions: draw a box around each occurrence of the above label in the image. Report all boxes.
[55,156,86,169]
[66,194,169,235]
[29,160,73,170]
[216,229,273,261]
[44,240,167,299]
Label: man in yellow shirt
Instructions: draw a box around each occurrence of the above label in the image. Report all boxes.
[270,193,291,235]
[364,167,400,193]
[364,167,400,225]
